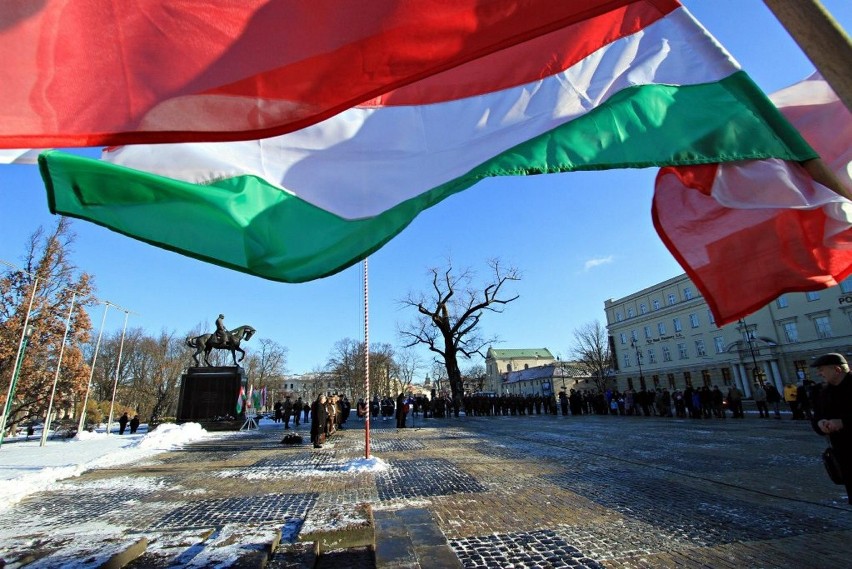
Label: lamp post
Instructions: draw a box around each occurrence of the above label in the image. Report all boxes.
[631,340,645,388]
[738,318,763,382]
[0,324,34,447]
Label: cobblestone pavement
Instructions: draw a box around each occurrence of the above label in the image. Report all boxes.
[1,413,850,568]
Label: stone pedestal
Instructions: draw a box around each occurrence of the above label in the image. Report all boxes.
[177,367,246,426]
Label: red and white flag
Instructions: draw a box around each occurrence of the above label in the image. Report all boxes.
[653,73,852,326]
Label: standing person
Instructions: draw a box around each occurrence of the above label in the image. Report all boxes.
[753,382,768,418]
[764,381,782,419]
[784,382,800,419]
[396,392,407,428]
[798,381,814,421]
[283,396,293,429]
[118,412,129,435]
[129,415,140,434]
[294,397,303,426]
[274,400,283,423]
[810,353,852,505]
[310,394,328,449]
[726,385,744,418]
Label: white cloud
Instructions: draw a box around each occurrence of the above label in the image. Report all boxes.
[583,255,614,271]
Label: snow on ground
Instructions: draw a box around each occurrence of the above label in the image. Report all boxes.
[0,422,214,512]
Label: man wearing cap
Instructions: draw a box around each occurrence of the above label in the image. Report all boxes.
[810,353,852,504]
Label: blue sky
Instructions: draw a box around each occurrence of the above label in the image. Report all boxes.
[1,1,849,375]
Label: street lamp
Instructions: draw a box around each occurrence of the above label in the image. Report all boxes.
[0,324,34,447]
[738,318,763,382]
[631,340,645,388]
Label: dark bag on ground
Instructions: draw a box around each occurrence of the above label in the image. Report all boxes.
[822,446,844,485]
[280,433,303,445]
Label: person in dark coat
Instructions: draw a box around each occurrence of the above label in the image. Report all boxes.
[118,412,129,435]
[310,394,328,448]
[810,353,852,504]
[129,415,140,434]
[396,393,407,428]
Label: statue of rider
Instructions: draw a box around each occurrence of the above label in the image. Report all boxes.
[215,313,227,345]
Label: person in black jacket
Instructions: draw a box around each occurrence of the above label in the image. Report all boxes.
[118,412,129,435]
[310,394,328,449]
[810,353,852,504]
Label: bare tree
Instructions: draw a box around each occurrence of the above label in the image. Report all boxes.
[395,347,421,395]
[463,363,486,394]
[569,321,614,391]
[400,259,520,408]
[243,338,288,393]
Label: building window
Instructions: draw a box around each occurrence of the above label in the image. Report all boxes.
[695,339,707,357]
[644,325,652,339]
[714,336,725,354]
[658,322,666,335]
[627,377,635,390]
[689,313,700,328]
[684,287,693,300]
[806,291,820,301]
[648,348,657,364]
[524,364,529,369]
[623,353,631,368]
[627,307,635,318]
[667,373,676,389]
[814,316,832,338]
[653,299,661,310]
[702,370,712,387]
[616,312,623,322]
[507,364,512,372]
[683,371,692,387]
[783,321,799,343]
[721,368,732,386]
[619,333,627,345]
[841,276,852,293]
[708,310,715,326]
[673,318,682,332]
[652,375,660,388]
[667,293,676,306]
[677,342,688,359]
[631,330,638,342]
[662,346,672,361]
[640,303,648,315]
[776,295,788,308]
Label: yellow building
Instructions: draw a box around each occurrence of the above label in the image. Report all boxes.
[605,274,852,397]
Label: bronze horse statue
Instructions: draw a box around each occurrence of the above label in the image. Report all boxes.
[186,325,256,367]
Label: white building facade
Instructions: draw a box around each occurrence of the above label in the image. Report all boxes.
[605,274,852,396]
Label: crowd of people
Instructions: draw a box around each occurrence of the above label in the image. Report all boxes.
[459,379,821,422]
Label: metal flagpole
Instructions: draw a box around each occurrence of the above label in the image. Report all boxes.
[77,302,110,434]
[0,276,38,448]
[364,258,371,459]
[40,292,77,447]
[107,311,130,435]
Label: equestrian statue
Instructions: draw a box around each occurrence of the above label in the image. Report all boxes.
[186,314,256,367]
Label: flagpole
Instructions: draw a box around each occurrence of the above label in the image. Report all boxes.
[106,311,130,436]
[77,302,110,434]
[41,293,77,447]
[0,276,38,448]
[363,258,371,459]
[762,0,852,111]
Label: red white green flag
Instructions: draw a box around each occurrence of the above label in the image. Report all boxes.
[1,0,669,148]
[236,386,246,414]
[38,1,816,283]
[654,73,852,326]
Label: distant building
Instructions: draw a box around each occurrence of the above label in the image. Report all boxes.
[605,274,852,396]
[484,348,555,393]
[503,361,590,396]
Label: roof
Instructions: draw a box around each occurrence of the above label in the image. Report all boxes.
[505,364,556,383]
[486,348,554,359]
